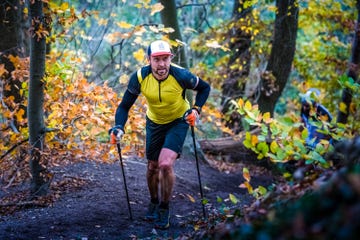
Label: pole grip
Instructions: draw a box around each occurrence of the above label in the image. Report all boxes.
[110,133,117,144]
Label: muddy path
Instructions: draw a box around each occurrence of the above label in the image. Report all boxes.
[0,155,273,240]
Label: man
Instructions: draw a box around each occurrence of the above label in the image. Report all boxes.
[300,88,333,149]
[109,40,210,229]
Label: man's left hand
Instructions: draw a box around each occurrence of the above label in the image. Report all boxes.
[184,108,200,126]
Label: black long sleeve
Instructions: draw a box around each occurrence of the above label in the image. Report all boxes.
[114,89,138,129]
[194,78,211,109]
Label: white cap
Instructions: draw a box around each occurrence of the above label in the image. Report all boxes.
[147,40,172,57]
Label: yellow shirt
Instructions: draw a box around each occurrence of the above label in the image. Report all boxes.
[139,73,190,124]
[127,64,199,124]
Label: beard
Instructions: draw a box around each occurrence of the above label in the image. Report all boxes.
[153,68,169,80]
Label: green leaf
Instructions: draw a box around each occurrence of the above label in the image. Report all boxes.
[257,142,269,155]
[202,198,209,205]
[258,135,266,142]
[261,124,268,135]
[277,150,287,161]
[270,141,279,153]
[243,139,252,149]
[257,185,267,196]
[229,193,239,204]
[281,117,295,126]
[301,128,309,140]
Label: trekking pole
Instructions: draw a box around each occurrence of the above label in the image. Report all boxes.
[116,143,133,220]
[111,134,133,220]
[190,126,206,219]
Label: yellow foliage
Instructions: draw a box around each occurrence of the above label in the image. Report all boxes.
[150,3,164,16]
[60,2,69,11]
[251,135,258,146]
[0,64,9,77]
[242,167,251,182]
[237,98,244,108]
[116,21,133,29]
[270,141,279,153]
[339,102,347,114]
[350,102,356,114]
[97,18,108,26]
[263,112,272,124]
[133,49,146,63]
[244,100,252,112]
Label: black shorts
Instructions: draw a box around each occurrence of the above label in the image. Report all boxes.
[145,116,189,161]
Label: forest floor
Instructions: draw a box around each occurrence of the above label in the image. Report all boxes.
[0,153,273,240]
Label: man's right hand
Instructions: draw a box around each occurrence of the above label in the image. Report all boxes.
[109,125,124,143]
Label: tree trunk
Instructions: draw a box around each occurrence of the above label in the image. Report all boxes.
[221,0,252,133]
[257,0,299,116]
[337,0,360,124]
[28,0,49,196]
[159,0,193,103]
[159,0,188,69]
[159,0,208,162]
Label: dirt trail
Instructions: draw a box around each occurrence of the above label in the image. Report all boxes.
[0,156,272,240]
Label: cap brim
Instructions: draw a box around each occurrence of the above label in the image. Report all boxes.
[151,52,172,57]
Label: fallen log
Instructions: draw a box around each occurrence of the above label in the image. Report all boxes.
[199,129,260,155]
[199,136,247,154]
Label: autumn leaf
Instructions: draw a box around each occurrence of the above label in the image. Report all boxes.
[244,100,252,112]
[185,193,196,203]
[133,49,145,63]
[243,167,251,182]
[116,21,133,29]
[98,18,108,26]
[150,3,164,16]
[229,193,239,204]
[237,98,244,108]
[256,185,267,196]
[251,135,258,146]
[205,40,230,51]
[263,112,272,124]
[270,140,279,153]
[257,142,269,156]
[60,2,69,11]
[0,64,9,77]
[350,102,356,114]
[15,109,25,121]
[159,27,175,34]
[339,102,347,113]
[244,181,253,194]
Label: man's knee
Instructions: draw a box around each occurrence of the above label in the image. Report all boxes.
[147,161,159,174]
[158,148,177,168]
[159,163,172,174]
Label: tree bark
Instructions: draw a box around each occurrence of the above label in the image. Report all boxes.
[28,0,48,196]
[159,0,209,162]
[221,0,252,133]
[158,0,194,105]
[337,0,360,124]
[257,0,299,116]
[159,0,187,69]
[222,0,252,102]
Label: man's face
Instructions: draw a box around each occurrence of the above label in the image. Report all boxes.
[149,55,172,81]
